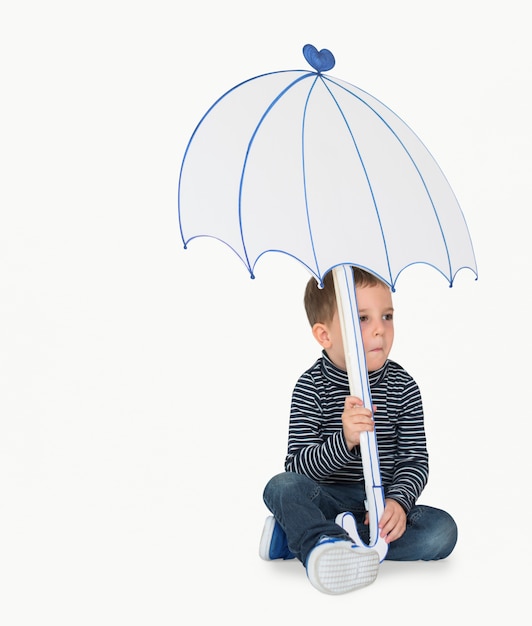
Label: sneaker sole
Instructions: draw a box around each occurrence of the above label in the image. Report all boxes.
[259,516,276,561]
[307,542,380,595]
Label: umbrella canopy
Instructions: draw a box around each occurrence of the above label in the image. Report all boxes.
[179,44,477,290]
[178,44,477,560]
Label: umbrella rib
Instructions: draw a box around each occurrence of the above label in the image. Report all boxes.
[178,72,274,249]
[301,75,324,282]
[318,76,394,285]
[238,71,317,277]
[323,76,455,286]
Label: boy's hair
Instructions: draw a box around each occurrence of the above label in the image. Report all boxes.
[304,267,384,326]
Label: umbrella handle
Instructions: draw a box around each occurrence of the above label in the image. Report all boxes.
[332,265,388,561]
[335,511,388,562]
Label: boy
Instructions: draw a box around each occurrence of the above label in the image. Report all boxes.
[260,267,457,595]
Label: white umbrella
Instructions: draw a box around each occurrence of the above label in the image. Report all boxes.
[178,44,478,560]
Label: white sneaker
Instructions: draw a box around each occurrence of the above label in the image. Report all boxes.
[306,537,379,595]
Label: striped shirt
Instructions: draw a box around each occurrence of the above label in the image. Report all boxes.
[285,351,429,512]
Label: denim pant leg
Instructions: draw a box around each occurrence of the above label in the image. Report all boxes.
[263,472,367,565]
[384,504,458,561]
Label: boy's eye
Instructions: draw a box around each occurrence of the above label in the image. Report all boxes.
[383,313,393,321]
[359,315,368,322]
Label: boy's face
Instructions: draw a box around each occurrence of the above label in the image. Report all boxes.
[314,282,394,372]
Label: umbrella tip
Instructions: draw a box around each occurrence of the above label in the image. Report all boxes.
[303,44,335,73]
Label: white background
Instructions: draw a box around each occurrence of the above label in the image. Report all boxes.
[1,1,530,623]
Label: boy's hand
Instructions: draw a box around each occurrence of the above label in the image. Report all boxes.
[341,396,375,451]
[365,498,406,543]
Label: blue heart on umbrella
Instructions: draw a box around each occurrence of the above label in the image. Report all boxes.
[303,44,335,72]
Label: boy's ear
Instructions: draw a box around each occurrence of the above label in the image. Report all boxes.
[312,322,331,348]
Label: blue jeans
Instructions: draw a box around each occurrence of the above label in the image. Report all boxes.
[263,472,458,565]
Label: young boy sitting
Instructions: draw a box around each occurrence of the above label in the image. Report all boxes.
[260,267,457,595]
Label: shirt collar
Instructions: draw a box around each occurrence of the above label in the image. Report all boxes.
[321,349,388,387]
